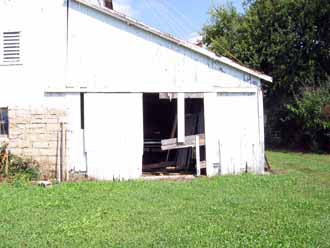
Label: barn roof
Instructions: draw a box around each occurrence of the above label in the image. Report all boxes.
[73,0,273,83]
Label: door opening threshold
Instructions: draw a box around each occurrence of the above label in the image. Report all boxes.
[141,174,196,181]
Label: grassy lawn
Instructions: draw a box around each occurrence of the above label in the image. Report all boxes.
[0,151,330,247]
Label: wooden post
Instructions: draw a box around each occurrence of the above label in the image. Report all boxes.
[177,93,185,144]
[4,151,9,177]
[218,139,222,175]
[59,122,65,182]
[57,130,61,183]
[166,115,177,162]
[65,127,69,181]
[195,135,200,176]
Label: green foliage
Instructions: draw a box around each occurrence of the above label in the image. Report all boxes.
[202,0,330,150]
[286,85,330,151]
[287,88,330,130]
[203,3,252,63]
[11,173,34,188]
[8,155,40,180]
[0,142,9,176]
[0,151,329,247]
[0,143,40,182]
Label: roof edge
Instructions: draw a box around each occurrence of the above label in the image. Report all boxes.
[72,0,273,83]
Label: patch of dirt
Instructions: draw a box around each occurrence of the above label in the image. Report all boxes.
[269,169,289,175]
[141,174,197,182]
[295,167,314,173]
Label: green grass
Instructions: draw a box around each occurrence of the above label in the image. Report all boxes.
[0,151,330,247]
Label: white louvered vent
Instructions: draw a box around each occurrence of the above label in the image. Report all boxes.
[0,31,21,65]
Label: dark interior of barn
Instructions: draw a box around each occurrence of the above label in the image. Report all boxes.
[142,93,206,176]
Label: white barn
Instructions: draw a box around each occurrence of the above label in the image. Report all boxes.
[0,0,272,180]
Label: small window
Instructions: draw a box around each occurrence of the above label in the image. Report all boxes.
[0,108,9,136]
[0,31,21,66]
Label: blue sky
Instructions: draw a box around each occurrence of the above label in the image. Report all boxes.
[112,0,244,41]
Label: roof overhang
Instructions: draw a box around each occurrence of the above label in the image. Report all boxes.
[72,0,273,83]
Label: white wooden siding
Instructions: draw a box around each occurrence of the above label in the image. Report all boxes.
[204,92,263,176]
[64,93,87,172]
[84,93,143,180]
[0,0,67,107]
[67,0,260,93]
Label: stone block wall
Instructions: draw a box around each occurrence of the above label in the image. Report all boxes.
[5,107,68,178]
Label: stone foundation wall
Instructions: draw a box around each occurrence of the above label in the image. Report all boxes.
[6,107,68,178]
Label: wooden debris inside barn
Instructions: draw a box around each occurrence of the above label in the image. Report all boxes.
[142,93,206,177]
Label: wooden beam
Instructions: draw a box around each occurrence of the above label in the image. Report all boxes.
[177,93,185,144]
[196,135,201,176]
[200,161,206,169]
[143,162,176,171]
[159,93,204,99]
[161,134,205,146]
[162,143,195,151]
[161,134,205,151]
[166,115,177,162]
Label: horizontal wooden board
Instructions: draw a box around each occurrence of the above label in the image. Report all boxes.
[161,134,205,151]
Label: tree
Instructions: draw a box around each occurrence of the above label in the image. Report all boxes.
[287,84,330,151]
[202,0,330,151]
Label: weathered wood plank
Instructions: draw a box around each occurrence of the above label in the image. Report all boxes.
[143,161,176,171]
[177,92,185,144]
[159,93,204,99]
[161,134,205,146]
[196,135,201,176]
[161,140,205,151]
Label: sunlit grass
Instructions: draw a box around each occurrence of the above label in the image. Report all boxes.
[0,151,329,247]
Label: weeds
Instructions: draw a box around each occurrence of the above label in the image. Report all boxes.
[0,142,40,183]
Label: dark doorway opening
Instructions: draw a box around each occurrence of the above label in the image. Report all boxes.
[142,93,206,176]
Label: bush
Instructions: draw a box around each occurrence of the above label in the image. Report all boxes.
[286,86,330,152]
[9,155,40,180]
[0,143,40,181]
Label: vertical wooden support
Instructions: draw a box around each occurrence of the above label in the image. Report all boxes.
[218,139,222,175]
[166,115,177,162]
[4,151,9,177]
[65,127,69,181]
[177,93,185,144]
[59,122,65,182]
[57,129,61,183]
[195,135,200,176]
